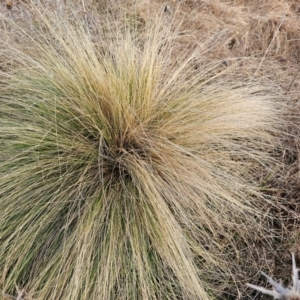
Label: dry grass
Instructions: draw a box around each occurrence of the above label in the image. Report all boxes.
[248,253,300,300]
[0,1,299,300]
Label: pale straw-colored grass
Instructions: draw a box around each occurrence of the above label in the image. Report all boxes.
[0,3,285,299]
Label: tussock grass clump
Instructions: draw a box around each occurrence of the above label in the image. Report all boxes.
[0,5,284,300]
